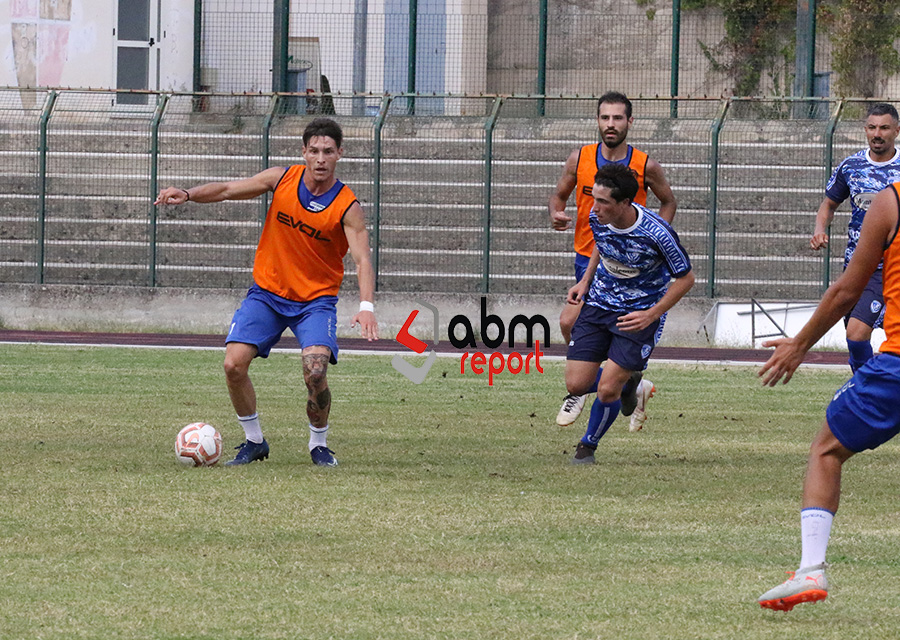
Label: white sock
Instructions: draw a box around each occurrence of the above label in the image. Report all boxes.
[309,424,328,451]
[238,413,264,444]
[799,507,834,570]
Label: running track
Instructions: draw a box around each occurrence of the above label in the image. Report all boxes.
[0,329,849,366]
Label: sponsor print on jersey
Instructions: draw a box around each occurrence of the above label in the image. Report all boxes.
[852,192,877,211]
[600,256,641,279]
[585,204,691,312]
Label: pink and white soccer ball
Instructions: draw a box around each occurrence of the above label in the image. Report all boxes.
[175,422,223,467]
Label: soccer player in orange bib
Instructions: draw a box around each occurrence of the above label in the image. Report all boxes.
[757,181,900,611]
[548,92,677,430]
[155,118,377,467]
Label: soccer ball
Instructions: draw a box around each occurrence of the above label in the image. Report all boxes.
[175,422,223,467]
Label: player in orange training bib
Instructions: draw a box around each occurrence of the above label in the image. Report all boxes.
[758,181,900,611]
[155,118,377,468]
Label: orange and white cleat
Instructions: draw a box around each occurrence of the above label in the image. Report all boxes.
[758,563,828,611]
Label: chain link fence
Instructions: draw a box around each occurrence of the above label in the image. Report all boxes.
[0,89,889,301]
[0,89,43,284]
[195,1,900,104]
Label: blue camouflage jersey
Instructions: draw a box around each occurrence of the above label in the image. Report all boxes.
[826,148,900,268]
[585,203,692,312]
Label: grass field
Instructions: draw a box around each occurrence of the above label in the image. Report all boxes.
[3,344,900,639]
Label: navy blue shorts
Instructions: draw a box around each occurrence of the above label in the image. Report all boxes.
[574,253,591,282]
[826,352,900,452]
[566,303,660,371]
[846,270,885,329]
[226,284,339,363]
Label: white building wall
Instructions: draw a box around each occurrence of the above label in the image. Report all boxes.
[1,0,485,103]
[0,0,194,102]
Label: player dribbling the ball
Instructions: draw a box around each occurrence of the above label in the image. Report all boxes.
[155,118,378,467]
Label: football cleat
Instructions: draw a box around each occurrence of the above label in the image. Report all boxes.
[758,563,828,611]
[556,393,587,426]
[310,446,338,467]
[620,371,644,417]
[225,439,269,466]
[572,441,597,465]
[628,380,656,432]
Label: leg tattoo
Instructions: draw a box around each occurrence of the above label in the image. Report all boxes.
[303,353,331,427]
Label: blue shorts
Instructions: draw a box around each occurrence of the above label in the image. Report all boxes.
[226,284,339,363]
[574,253,591,282]
[826,352,900,452]
[566,303,660,371]
[846,270,885,329]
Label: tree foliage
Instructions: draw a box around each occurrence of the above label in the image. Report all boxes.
[820,0,900,97]
[675,0,900,98]
[683,0,795,96]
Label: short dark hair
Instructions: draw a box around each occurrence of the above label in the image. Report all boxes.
[597,91,632,119]
[303,118,343,148]
[867,102,899,122]
[594,163,639,203]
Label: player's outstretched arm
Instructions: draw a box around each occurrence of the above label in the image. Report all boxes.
[154,167,285,206]
[645,158,677,223]
[810,197,840,250]
[343,202,378,341]
[761,188,897,386]
[549,149,579,230]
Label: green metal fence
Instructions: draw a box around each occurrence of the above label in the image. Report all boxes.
[0,89,888,301]
[197,1,900,104]
[0,89,44,284]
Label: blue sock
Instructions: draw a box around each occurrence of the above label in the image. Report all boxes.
[847,339,873,373]
[581,398,621,446]
[574,367,604,396]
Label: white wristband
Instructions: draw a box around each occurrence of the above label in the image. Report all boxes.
[359,301,375,313]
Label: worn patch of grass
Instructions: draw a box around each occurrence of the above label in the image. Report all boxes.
[2,345,898,639]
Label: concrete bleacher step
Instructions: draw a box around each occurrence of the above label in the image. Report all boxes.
[377,273,484,293]
[715,212,818,235]
[1,108,848,298]
[379,183,485,206]
[379,248,483,274]
[154,270,252,289]
[157,221,260,245]
[719,142,828,167]
[157,245,254,268]
[718,164,821,187]
[44,221,150,243]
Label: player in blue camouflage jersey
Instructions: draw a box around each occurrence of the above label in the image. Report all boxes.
[564,163,694,464]
[811,102,900,372]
